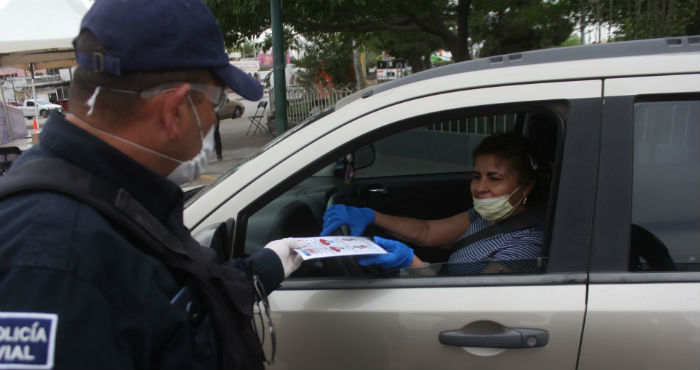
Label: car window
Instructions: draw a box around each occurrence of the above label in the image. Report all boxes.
[355,114,516,178]
[631,99,700,271]
[242,104,562,278]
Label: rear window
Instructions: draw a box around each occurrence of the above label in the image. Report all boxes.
[631,99,700,271]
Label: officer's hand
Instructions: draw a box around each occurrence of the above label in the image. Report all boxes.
[357,236,414,270]
[264,238,303,278]
[321,204,375,236]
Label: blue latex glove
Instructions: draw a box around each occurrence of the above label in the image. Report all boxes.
[358,236,414,269]
[321,204,375,236]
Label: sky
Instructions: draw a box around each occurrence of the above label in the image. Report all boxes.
[0,0,93,14]
[0,0,91,9]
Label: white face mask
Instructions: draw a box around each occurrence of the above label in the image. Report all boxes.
[71,92,214,186]
[167,95,214,185]
[167,124,214,185]
[473,187,522,223]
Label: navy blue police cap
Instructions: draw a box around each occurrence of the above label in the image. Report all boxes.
[73,0,262,101]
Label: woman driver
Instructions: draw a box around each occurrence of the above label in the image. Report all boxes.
[320,132,547,275]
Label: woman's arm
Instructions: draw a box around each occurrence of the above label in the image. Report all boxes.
[374,211,471,249]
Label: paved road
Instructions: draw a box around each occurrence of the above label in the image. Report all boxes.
[184,99,274,187]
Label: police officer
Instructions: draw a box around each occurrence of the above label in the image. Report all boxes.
[0,0,302,369]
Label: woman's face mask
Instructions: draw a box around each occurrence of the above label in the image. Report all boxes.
[473,187,522,223]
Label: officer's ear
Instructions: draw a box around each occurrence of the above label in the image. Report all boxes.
[160,83,191,140]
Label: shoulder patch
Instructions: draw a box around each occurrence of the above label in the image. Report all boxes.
[0,312,58,369]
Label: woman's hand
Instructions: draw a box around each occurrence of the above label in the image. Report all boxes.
[321,204,375,236]
[357,236,414,269]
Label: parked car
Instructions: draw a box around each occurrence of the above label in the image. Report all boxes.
[216,96,245,120]
[186,36,700,370]
[21,98,63,118]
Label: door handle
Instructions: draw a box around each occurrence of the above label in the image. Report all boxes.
[439,328,548,348]
[368,187,388,194]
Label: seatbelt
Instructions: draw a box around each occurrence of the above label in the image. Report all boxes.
[449,203,546,254]
[0,157,265,370]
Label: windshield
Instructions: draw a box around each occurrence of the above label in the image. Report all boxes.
[184,105,337,206]
[36,99,51,105]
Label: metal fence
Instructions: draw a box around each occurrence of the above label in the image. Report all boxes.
[428,113,517,135]
[270,86,356,127]
[269,87,516,136]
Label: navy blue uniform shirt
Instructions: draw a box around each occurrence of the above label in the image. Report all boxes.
[0,112,283,369]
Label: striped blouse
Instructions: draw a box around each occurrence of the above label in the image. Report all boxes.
[446,208,544,275]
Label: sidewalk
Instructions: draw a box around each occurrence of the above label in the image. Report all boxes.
[183,99,274,188]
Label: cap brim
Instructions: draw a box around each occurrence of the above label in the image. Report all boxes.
[212,63,263,101]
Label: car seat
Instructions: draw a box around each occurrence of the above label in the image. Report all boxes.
[517,112,564,269]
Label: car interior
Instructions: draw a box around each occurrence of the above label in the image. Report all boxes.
[229,102,567,278]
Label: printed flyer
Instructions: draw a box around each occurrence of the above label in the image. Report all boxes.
[293,236,387,260]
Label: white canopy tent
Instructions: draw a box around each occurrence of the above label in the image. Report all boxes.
[0,0,88,69]
[0,0,88,143]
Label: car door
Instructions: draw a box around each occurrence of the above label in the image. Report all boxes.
[579,74,700,369]
[217,79,603,370]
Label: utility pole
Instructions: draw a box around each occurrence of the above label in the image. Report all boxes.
[270,0,287,135]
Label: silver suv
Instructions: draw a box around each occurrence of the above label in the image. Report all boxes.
[186,36,700,370]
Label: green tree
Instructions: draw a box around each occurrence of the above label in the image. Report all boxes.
[255,26,303,54]
[295,33,357,88]
[572,0,699,41]
[365,31,444,72]
[560,34,582,47]
[470,0,575,57]
[206,0,575,63]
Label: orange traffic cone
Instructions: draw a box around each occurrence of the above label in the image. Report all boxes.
[33,119,38,132]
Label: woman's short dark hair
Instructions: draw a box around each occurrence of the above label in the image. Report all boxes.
[472,131,550,204]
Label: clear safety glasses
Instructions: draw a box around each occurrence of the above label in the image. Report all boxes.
[102,82,227,113]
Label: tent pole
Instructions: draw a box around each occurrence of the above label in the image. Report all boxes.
[30,63,39,124]
[11,79,18,104]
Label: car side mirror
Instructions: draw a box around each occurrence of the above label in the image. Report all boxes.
[191,218,235,262]
[353,144,375,170]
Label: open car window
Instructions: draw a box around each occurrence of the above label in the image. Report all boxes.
[241,103,564,278]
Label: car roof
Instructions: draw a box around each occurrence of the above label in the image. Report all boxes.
[336,36,700,110]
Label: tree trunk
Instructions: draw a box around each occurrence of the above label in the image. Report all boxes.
[453,0,472,62]
[352,40,364,90]
[407,54,424,73]
[580,0,587,44]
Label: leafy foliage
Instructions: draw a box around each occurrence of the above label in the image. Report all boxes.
[207,0,576,64]
[295,33,356,88]
[572,0,699,41]
[206,0,697,87]
[365,31,444,72]
[470,0,574,57]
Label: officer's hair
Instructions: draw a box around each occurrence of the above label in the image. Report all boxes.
[69,29,211,122]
